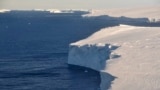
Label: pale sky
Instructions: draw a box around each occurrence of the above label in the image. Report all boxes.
[0,0,160,10]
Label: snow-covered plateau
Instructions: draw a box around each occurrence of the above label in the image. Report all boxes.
[68,7,160,90]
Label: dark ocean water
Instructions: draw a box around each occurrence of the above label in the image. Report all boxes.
[0,11,119,90]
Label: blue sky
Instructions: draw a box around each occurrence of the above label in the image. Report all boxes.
[0,0,159,10]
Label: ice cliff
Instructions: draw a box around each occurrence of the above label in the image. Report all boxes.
[68,43,119,90]
[68,44,111,71]
[67,6,160,90]
[68,24,160,90]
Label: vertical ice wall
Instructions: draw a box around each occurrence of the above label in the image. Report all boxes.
[68,43,118,90]
[68,44,111,71]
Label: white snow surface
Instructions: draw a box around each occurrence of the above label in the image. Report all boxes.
[68,6,160,90]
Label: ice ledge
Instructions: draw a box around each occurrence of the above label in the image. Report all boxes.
[68,43,120,70]
[68,44,110,71]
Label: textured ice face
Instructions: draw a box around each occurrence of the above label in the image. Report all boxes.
[68,44,111,71]
[68,43,120,90]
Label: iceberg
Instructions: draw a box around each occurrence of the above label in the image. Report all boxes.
[0,9,10,13]
[68,9,160,89]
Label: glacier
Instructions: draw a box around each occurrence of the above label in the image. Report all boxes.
[68,7,160,90]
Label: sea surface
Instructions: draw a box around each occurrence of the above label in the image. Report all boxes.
[0,11,118,90]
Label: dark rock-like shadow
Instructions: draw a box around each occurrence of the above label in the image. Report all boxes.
[68,64,117,90]
[98,44,119,90]
[68,64,101,90]
[100,72,117,90]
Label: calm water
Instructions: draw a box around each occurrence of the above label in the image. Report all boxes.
[0,11,118,90]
